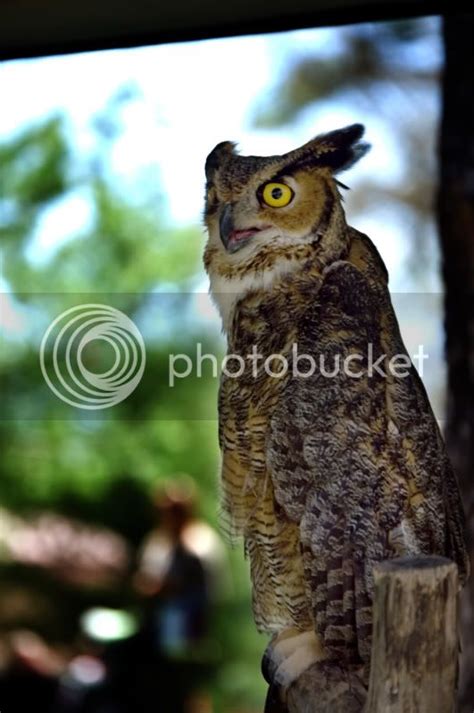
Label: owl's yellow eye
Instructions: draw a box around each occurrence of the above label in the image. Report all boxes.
[261,182,294,208]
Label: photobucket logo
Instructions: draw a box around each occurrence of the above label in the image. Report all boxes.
[169,343,429,386]
[39,304,146,409]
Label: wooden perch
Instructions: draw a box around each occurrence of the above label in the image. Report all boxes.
[366,556,459,713]
[265,556,460,713]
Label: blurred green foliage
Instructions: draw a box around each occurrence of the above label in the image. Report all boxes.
[0,113,265,711]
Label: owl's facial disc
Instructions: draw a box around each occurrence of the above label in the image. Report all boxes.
[219,203,269,253]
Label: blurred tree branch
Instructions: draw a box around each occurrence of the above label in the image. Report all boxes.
[252,19,440,285]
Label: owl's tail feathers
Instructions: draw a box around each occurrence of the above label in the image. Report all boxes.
[308,551,373,670]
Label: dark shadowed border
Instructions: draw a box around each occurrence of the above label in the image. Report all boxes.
[0,0,462,61]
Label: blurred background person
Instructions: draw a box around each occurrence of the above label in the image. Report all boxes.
[133,478,226,713]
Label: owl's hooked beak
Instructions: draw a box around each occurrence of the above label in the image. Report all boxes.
[219,204,261,253]
[219,204,235,251]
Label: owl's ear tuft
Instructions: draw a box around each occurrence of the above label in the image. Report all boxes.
[313,123,370,174]
[205,141,238,181]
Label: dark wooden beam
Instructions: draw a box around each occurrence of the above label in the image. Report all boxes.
[0,0,459,61]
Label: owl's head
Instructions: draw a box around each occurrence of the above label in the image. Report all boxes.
[203,124,369,326]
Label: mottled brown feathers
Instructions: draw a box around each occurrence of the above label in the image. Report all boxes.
[203,126,469,669]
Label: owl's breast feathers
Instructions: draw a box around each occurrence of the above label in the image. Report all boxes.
[218,227,469,663]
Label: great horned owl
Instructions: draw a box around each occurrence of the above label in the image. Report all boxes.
[203,124,469,694]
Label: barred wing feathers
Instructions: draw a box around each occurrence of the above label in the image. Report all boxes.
[267,231,469,664]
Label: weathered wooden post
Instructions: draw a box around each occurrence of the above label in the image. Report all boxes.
[268,556,460,713]
[366,556,459,713]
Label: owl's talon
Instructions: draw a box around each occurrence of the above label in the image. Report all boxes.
[263,629,326,690]
[261,641,276,684]
[263,682,289,713]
